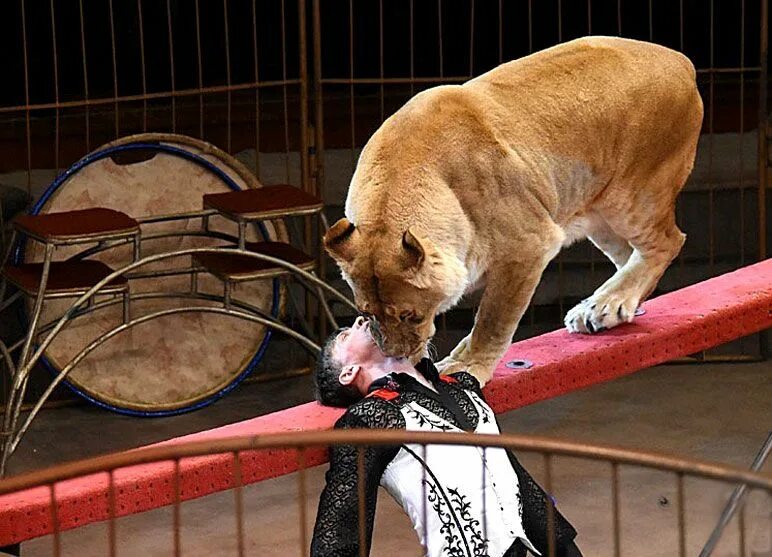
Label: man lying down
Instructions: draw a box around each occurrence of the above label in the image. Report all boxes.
[310,315,583,557]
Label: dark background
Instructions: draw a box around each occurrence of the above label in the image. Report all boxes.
[0,0,763,108]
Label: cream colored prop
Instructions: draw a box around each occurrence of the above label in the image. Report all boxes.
[24,134,287,414]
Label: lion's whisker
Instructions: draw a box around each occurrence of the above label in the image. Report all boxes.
[426,340,438,361]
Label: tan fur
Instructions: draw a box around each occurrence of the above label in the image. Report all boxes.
[324,36,703,385]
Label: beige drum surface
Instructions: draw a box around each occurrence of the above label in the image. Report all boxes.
[24,134,287,414]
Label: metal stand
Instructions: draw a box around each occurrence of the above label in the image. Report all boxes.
[0,211,140,476]
[698,431,772,557]
[0,243,354,475]
[0,180,354,476]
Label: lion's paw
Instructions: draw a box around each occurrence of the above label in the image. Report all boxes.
[436,355,495,387]
[564,291,639,334]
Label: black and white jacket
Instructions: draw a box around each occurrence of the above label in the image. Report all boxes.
[310,359,578,557]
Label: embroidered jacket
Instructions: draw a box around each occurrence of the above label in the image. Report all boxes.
[310,359,578,557]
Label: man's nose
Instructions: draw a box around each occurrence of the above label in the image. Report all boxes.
[354,315,365,328]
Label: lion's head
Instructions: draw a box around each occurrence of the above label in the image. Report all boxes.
[324,217,468,361]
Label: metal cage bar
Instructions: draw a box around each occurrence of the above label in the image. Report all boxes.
[78,0,90,152]
[136,0,148,132]
[166,0,176,133]
[49,0,60,174]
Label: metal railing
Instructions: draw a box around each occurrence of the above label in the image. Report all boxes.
[0,429,769,556]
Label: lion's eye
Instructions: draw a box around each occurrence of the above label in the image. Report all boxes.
[408,314,424,324]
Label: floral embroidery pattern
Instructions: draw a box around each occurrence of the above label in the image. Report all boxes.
[422,480,491,557]
[448,487,489,556]
[405,446,490,557]
[425,480,467,557]
[406,405,455,431]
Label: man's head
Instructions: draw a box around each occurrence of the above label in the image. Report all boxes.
[314,316,388,407]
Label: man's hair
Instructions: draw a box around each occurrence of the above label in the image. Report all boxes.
[314,328,363,408]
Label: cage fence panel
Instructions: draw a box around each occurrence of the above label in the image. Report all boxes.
[313,0,769,360]
[0,0,308,199]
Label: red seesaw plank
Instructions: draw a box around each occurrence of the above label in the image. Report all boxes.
[0,260,770,546]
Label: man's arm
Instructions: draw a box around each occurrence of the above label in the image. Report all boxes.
[310,400,402,557]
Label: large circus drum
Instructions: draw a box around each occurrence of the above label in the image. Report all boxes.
[17,133,287,416]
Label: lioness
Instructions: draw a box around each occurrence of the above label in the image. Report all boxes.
[324,36,703,385]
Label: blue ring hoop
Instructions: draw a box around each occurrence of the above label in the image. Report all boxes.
[13,142,280,417]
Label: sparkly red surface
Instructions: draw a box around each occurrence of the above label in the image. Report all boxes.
[0,260,769,545]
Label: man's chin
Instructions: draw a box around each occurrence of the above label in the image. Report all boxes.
[379,344,424,363]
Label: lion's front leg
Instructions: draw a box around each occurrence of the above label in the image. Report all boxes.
[436,258,552,386]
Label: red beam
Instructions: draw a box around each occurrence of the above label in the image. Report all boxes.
[0,260,769,545]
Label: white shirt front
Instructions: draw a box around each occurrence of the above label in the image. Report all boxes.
[380,389,539,557]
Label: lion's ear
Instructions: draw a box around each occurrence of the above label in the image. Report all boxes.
[400,228,425,271]
[324,218,358,263]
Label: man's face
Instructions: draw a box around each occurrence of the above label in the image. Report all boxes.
[331,315,386,369]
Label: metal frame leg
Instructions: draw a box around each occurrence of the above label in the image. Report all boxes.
[0,291,21,317]
[285,277,322,344]
[190,270,198,294]
[282,272,342,346]
[133,233,141,262]
[316,283,339,330]
[316,213,328,340]
[122,290,130,324]
[698,431,772,556]
[292,272,340,332]
[237,221,246,250]
[0,230,18,306]
[0,229,16,267]
[0,341,15,382]
[1,242,54,475]
[224,281,232,310]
